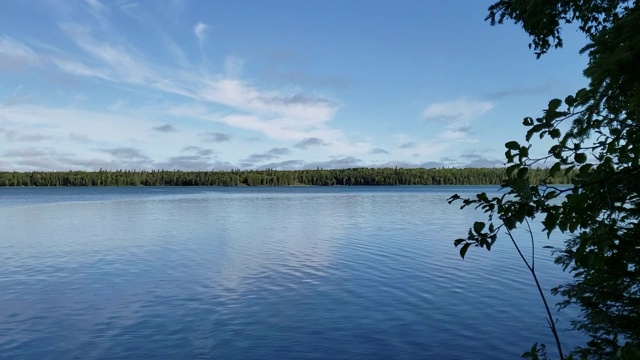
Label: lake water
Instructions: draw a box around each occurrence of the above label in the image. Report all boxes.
[0,186,583,359]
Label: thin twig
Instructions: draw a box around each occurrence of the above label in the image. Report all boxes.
[525,218,535,271]
[506,228,564,360]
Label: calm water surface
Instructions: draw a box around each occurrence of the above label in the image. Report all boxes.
[0,186,582,359]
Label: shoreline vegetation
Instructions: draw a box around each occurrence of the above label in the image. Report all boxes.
[0,167,573,187]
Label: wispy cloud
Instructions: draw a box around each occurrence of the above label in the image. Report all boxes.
[49,24,342,144]
[423,98,493,123]
[0,2,474,171]
[55,23,164,88]
[422,98,493,141]
[152,124,178,133]
[118,2,139,18]
[155,156,233,171]
[224,56,244,78]
[0,125,50,142]
[267,147,290,156]
[194,22,208,48]
[441,124,471,140]
[256,159,305,170]
[4,147,49,158]
[0,37,39,70]
[371,148,389,155]
[461,155,502,168]
[199,132,231,143]
[256,157,364,170]
[484,83,552,100]
[241,153,278,165]
[399,141,415,149]
[84,0,107,15]
[294,137,327,149]
[240,147,291,166]
[100,147,149,160]
[1,85,32,108]
[182,146,215,157]
[304,156,362,170]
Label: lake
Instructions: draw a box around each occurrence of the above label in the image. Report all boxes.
[0,186,583,359]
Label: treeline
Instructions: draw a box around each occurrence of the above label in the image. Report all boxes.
[0,167,573,187]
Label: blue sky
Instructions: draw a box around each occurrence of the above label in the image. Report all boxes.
[0,0,589,171]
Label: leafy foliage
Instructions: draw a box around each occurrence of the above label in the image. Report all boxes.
[451,1,640,359]
[0,167,572,187]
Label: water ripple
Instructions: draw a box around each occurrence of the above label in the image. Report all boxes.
[0,187,583,359]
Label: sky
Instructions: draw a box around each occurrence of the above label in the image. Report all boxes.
[0,0,591,171]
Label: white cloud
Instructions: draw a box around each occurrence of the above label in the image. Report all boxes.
[198,132,231,143]
[0,6,434,171]
[1,104,160,146]
[194,22,208,47]
[422,98,493,141]
[396,141,447,158]
[51,57,110,79]
[441,129,468,139]
[0,37,39,70]
[423,98,493,123]
[294,137,327,149]
[440,124,471,140]
[84,0,106,14]
[50,26,343,144]
[224,56,244,78]
[371,148,389,155]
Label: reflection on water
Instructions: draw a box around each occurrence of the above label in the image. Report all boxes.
[0,186,582,359]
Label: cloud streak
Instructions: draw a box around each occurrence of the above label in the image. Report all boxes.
[40,25,343,144]
[152,124,178,133]
[423,98,493,123]
[240,147,292,166]
[294,137,327,149]
[194,22,208,47]
[371,148,389,155]
[0,2,476,172]
[422,98,493,141]
[199,132,231,143]
[0,36,39,70]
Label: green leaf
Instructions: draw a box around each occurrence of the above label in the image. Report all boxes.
[516,209,526,223]
[543,212,558,237]
[578,163,593,175]
[565,95,576,107]
[575,88,588,101]
[517,167,529,179]
[522,342,538,359]
[558,220,568,232]
[549,144,562,159]
[549,128,561,139]
[549,162,562,177]
[575,153,587,164]
[506,164,520,177]
[473,221,485,234]
[564,165,575,176]
[505,141,521,150]
[477,192,489,203]
[548,98,562,111]
[460,242,471,259]
[505,149,514,163]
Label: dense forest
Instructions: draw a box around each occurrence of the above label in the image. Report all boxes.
[0,167,573,187]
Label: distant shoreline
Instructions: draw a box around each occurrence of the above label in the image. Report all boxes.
[0,167,573,187]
